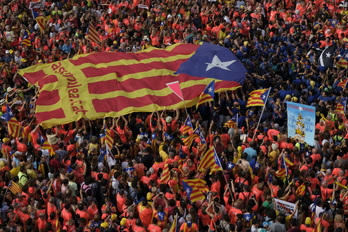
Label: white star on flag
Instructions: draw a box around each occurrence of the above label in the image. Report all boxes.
[255,163,260,169]
[208,87,213,93]
[206,55,236,71]
[345,53,348,59]
[299,106,303,111]
[186,188,191,194]
[187,121,191,126]
[262,95,266,99]
[228,163,233,169]
[245,216,250,221]
[326,52,331,58]
[166,135,171,140]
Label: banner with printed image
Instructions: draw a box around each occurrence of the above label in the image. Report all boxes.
[287,102,315,146]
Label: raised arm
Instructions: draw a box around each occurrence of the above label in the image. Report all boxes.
[174,107,179,121]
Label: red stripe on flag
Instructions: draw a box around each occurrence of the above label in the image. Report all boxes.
[36,108,66,122]
[36,16,45,30]
[197,94,213,103]
[88,24,100,44]
[88,74,240,96]
[69,44,199,66]
[88,75,188,94]
[38,75,58,87]
[36,90,60,106]
[23,70,47,84]
[82,59,187,78]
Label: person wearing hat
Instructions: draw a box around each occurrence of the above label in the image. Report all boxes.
[300,217,314,231]
[160,108,179,132]
[117,218,130,232]
[2,137,11,156]
[3,50,12,64]
[100,221,109,230]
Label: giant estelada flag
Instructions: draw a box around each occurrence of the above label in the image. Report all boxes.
[18,43,246,128]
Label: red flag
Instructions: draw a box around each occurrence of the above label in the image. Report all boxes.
[166,81,184,101]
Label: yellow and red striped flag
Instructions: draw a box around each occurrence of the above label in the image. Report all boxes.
[18,44,246,128]
[42,141,54,156]
[197,146,222,172]
[169,213,179,232]
[8,181,21,195]
[275,154,293,178]
[183,126,201,147]
[32,9,46,32]
[7,118,22,138]
[246,88,270,107]
[36,16,46,32]
[296,183,306,197]
[20,30,31,47]
[182,116,193,134]
[338,79,348,89]
[105,128,114,152]
[182,179,209,203]
[224,114,238,128]
[313,212,325,232]
[337,98,347,115]
[196,80,215,109]
[337,57,348,69]
[161,162,170,184]
[87,23,101,44]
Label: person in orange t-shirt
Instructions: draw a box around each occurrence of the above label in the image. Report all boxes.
[116,116,129,144]
[117,189,127,213]
[147,218,161,232]
[138,200,153,227]
[61,203,73,226]
[37,213,46,232]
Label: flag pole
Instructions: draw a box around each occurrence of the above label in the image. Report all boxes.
[283,153,289,185]
[4,180,11,197]
[252,88,271,141]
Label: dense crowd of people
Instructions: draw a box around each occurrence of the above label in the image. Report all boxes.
[1,0,348,231]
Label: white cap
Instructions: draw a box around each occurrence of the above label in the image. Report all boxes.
[165,116,172,123]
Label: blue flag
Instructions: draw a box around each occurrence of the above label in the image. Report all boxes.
[260,88,270,104]
[249,158,260,175]
[179,146,185,159]
[164,132,173,142]
[227,161,235,171]
[32,9,39,20]
[38,131,46,146]
[175,43,247,84]
[4,104,14,122]
[200,132,206,145]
